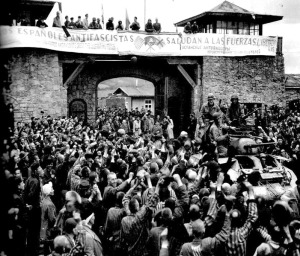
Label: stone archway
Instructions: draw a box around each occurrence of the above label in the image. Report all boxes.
[65,57,198,131]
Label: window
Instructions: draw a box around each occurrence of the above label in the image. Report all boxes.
[238,22,259,35]
[250,23,259,35]
[216,20,226,34]
[227,21,238,34]
[206,23,213,33]
[215,21,259,35]
[145,99,152,110]
[216,20,238,34]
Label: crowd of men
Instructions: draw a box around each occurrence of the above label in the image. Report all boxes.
[24,11,162,33]
[1,93,300,256]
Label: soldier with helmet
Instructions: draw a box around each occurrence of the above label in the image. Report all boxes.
[196,93,221,144]
[226,94,244,126]
[206,111,234,156]
[198,93,221,128]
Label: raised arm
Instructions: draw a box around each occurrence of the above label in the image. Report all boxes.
[172,174,189,220]
[239,181,258,238]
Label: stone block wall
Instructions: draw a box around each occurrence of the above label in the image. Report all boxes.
[67,63,98,124]
[8,49,67,123]
[202,55,285,108]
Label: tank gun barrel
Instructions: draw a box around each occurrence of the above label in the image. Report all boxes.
[229,134,263,140]
[244,142,276,148]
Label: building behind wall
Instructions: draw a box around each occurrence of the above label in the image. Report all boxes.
[105,87,155,113]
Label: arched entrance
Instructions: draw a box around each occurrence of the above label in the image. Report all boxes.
[69,99,87,122]
[65,57,199,131]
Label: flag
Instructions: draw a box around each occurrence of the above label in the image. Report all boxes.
[58,2,62,12]
[101,3,104,24]
[45,2,59,27]
[58,1,71,37]
[45,2,70,37]
[125,8,130,30]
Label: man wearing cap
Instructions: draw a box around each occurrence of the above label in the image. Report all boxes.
[199,93,221,128]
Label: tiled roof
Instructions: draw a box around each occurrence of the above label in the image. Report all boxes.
[174,0,282,26]
[285,74,300,88]
[113,87,154,97]
[209,1,250,14]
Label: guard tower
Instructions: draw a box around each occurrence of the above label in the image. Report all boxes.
[175,0,283,35]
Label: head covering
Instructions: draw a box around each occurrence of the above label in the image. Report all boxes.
[43,182,53,195]
[118,128,125,135]
[207,93,215,99]
[180,131,188,138]
[231,94,238,100]
[186,169,197,181]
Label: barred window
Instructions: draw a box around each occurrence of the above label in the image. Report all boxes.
[145,99,152,109]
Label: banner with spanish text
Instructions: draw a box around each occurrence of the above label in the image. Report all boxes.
[0,26,278,57]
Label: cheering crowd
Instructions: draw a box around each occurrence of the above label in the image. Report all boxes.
[1,94,300,256]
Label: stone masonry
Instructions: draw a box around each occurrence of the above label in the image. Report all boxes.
[8,49,67,123]
[6,48,287,130]
[202,55,285,108]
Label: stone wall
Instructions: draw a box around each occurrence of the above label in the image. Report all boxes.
[67,62,98,124]
[8,49,67,123]
[7,49,288,128]
[202,55,285,108]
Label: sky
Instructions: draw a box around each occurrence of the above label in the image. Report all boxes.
[61,0,300,74]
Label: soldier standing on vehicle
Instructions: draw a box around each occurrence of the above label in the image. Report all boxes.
[199,93,220,128]
[226,94,244,127]
[197,93,221,145]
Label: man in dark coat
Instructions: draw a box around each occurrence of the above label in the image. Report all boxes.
[24,162,42,256]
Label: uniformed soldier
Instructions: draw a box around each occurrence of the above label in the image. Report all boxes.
[226,94,244,126]
[198,93,220,128]
[208,112,230,156]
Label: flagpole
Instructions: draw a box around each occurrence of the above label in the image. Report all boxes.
[144,0,146,28]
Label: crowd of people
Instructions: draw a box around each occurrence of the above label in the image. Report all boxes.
[1,93,300,256]
[17,11,162,33]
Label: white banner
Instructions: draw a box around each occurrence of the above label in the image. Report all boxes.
[0,26,278,56]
